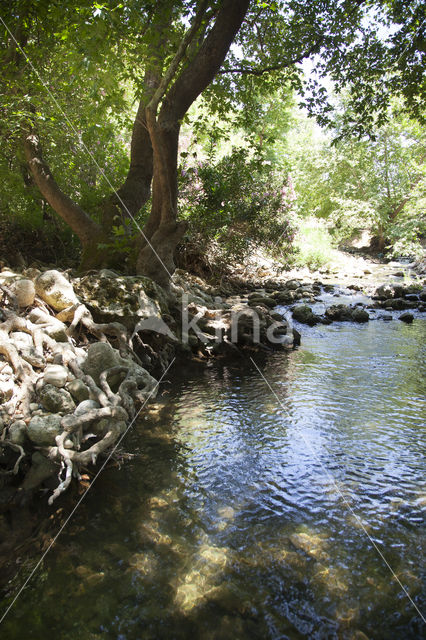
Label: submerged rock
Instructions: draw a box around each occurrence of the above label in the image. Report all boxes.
[22,452,58,491]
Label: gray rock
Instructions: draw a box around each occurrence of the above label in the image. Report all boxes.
[11,278,35,308]
[39,384,75,414]
[66,378,90,403]
[74,273,168,330]
[386,298,415,310]
[274,290,296,304]
[286,279,301,290]
[292,304,320,325]
[375,283,394,299]
[27,414,62,446]
[43,364,69,387]
[35,270,79,311]
[399,312,414,324]
[22,452,58,490]
[74,399,101,417]
[351,308,369,323]
[82,342,123,385]
[9,420,27,445]
[247,296,276,308]
[325,304,354,322]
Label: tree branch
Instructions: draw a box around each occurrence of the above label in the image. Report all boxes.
[147,0,210,115]
[159,0,251,125]
[217,38,324,76]
[24,132,102,245]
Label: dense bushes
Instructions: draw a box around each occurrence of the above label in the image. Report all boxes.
[177,148,297,266]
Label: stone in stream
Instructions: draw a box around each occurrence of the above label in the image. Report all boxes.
[247,296,276,309]
[292,304,320,325]
[375,283,394,299]
[325,304,353,322]
[285,279,301,290]
[351,308,370,323]
[399,312,414,324]
[385,298,416,310]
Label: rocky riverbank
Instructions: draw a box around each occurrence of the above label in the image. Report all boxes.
[0,265,296,510]
[0,250,425,594]
[1,253,425,509]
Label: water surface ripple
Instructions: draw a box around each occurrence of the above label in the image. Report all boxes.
[1,319,425,639]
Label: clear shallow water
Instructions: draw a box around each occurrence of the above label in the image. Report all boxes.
[1,319,425,639]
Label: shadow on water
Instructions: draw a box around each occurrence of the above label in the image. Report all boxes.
[1,319,425,639]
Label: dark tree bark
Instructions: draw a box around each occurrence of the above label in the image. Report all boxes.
[137,0,251,285]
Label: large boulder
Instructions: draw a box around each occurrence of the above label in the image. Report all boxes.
[74,273,168,331]
[81,342,155,389]
[82,342,123,385]
[35,270,79,311]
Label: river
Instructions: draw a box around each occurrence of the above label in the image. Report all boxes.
[1,302,425,639]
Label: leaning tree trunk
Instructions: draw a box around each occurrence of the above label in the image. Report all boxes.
[23,132,108,270]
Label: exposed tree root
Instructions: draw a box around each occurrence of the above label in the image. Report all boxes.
[0,269,159,504]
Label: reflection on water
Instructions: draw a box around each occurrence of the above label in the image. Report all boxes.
[1,320,425,639]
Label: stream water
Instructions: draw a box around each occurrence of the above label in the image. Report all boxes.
[1,303,425,639]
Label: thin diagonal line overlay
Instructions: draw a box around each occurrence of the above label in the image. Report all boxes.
[249,355,425,624]
[0,358,176,625]
[0,15,172,280]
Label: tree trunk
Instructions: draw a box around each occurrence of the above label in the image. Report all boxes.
[24,132,106,262]
[136,0,250,285]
